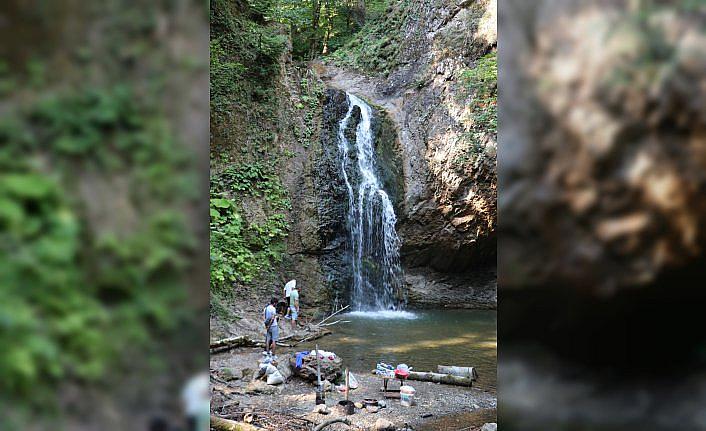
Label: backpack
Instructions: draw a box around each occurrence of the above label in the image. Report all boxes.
[264,306,275,329]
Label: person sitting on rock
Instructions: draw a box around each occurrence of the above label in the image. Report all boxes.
[263,297,279,359]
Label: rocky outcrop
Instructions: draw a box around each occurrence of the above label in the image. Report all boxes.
[499,1,706,294]
[320,0,497,307]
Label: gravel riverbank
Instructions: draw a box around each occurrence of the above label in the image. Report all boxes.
[211,348,496,430]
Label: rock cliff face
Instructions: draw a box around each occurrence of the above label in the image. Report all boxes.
[321,0,498,308]
[500,0,706,294]
[215,0,497,318]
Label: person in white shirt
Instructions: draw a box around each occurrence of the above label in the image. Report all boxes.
[283,279,296,317]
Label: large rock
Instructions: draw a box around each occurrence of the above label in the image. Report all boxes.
[499,0,706,293]
[289,352,343,384]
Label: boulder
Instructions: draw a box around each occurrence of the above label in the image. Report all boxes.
[481,423,497,431]
[289,352,343,383]
[276,354,294,381]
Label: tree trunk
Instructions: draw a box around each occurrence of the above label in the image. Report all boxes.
[210,415,261,431]
[310,0,322,58]
[406,371,474,387]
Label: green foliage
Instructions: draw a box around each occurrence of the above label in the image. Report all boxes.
[209,162,290,294]
[0,86,194,403]
[456,52,497,167]
[328,0,408,74]
[273,0,388,60]
[210,0,286,124]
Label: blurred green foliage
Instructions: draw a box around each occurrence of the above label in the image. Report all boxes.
[0,85,195,404]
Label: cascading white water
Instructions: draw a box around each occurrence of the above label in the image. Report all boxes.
[337,93,403,311]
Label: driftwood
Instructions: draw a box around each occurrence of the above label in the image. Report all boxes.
[319,319,350,327]
[210,415,261,431]
[210,336,297,354]
[210,336,259,354]
[312,417,352,431]
[406,371,473,387]
[297,328,332,344]
[211,326,331,355]
[317,305,350,326]
[437,365,478,380]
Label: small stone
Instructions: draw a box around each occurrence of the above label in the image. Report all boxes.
[377,400,387,408]
[354,402,364,409]
[481,423,497,431]
[241,368,254,382]
[314,404,330,415]
[374,418,395,431]
[367,406,379,413]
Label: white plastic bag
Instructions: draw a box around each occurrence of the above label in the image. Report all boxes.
[266,370,284,385]
[259,363,278,376]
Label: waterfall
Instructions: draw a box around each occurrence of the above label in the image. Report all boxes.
[337,93,403,311]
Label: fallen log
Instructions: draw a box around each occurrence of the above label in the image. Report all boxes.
[210,415,261,431]
[210,336,259,354]
[406,371,473,387]
[210,336,256,349]
[437,365,478,380]
[313,417,351,431]
[297,328,332,344]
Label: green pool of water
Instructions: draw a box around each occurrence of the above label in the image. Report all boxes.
[300,309,497,391]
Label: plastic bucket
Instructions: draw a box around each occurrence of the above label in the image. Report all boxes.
[400,385,415,407]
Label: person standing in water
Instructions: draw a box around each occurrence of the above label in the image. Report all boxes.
[263,297,279,359]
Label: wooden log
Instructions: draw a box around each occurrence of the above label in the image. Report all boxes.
[406,371,473,387]
[437,365,478,380]
[210,336,260,354]
[296,328,332,344]
[317,305,350,325]
[312,417,352,431]
[210,415,261,431]
[210,336,255,349]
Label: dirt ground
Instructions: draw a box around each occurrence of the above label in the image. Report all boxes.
[211,346,496,431]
